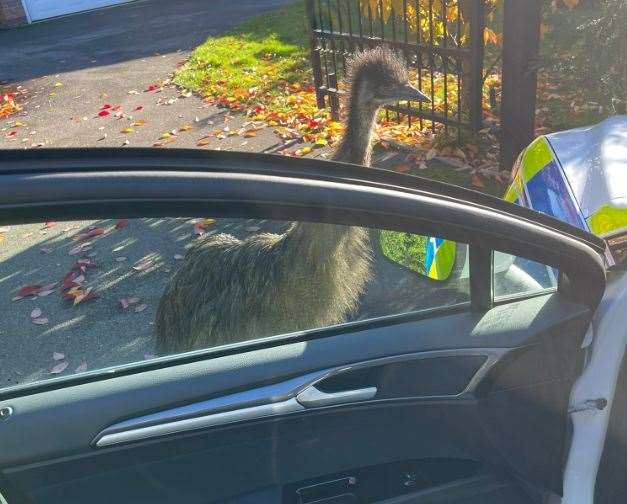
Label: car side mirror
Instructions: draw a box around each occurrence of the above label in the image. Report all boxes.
[378,230,457,281]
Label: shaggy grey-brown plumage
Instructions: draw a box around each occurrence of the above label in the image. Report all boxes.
[155,47,421,354]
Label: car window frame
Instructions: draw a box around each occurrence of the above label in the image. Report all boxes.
[0,148,607,399]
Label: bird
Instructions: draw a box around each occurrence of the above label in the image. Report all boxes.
[154,47,430,355]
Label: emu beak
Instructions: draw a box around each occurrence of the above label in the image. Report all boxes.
[389,83,431,102]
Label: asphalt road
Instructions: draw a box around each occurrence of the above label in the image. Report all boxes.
[0,0,293,151]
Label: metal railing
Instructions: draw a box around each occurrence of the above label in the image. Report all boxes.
[305,0,485,141]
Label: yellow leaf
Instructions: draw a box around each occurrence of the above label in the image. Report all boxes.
[179,123,193,132]
[14,121,25,127]
[121,127,135,134]
[160,132,172,139]
[196,137,211,146]
[300,146,312,155]
[243,129,257,138]
[131,119,146,126]
[562,0,579,8]
[54,82,63,88]
[315,138,328,146]
[203,218,216,225]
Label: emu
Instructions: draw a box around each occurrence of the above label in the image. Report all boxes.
[155,47,430,354]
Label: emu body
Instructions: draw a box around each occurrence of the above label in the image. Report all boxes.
[155,48,429,354]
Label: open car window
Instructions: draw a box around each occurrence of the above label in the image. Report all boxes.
[1,217,474,390]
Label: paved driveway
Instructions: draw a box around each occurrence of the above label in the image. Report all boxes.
[0,0,293,151]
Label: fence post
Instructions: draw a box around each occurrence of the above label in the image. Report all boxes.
[304,0,326,109]
[467,0,485,135]
[499,0,541,171]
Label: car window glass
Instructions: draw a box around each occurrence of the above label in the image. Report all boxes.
[0,218,469,390]
[493,251,558,300]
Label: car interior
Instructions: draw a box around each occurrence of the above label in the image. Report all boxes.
[0,150,607,504]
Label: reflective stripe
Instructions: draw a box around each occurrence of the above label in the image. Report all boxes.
[521,137,554,183]
[425,237,456,280]
[525,160,587,229]
[587,205,627,237]
[504,185,518,203]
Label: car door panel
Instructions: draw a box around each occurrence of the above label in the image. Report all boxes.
[2,293,589,503]
[0,150,605,503]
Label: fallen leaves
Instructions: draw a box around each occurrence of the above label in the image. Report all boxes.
[50,361,68,374]
[0,91,21,119]
[33,317,49,325]
[73,227,105,241]
[15,285,44,299]
[115,219,129,230]
[53,352,65,361]
[64,286,98,306]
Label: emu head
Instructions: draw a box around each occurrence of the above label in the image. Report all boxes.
[346,47,430,109]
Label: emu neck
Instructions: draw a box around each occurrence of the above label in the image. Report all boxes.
[333,92,379,166]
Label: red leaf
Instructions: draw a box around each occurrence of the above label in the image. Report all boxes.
[145,84,158,92]
[101,103,112,110]
[62,271,79,290]
[44,221,57,228]
[7,131,17,137]
[74,258,96,269]
[111,105,122,111]
[98,110,110,117]
[87,227,105,237]
[193,221,207,235]
[115,219,129,230]
[17,285,42,297]
[133,106,144,112]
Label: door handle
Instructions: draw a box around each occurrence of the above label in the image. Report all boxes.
[296,385,377,408]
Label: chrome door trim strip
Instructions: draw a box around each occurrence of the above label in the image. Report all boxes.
[94,348,509,448]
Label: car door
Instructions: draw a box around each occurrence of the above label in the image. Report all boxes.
[0,148,606,504]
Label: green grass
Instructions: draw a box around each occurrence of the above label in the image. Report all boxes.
[379,230,428,275]
[174,1,309,99]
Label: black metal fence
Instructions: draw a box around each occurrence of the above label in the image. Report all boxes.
[305,0,486,141]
